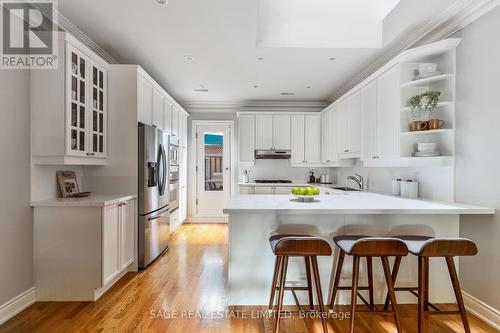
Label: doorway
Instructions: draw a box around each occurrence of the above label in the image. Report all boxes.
[192,121,233,220]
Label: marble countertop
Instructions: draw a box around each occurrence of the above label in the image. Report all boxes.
[223,191,494,215]
[238,182,330,187]
[31,194,137,207]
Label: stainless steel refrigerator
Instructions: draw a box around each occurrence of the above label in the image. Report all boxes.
[138,123,170,269]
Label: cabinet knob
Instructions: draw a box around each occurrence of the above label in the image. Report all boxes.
[344,149,349,153]
[326,160,330,163]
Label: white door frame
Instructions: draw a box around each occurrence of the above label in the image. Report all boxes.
[189,120,235,222]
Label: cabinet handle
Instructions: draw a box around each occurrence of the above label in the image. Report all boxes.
[344,149,349,153]
[326,160,330,163]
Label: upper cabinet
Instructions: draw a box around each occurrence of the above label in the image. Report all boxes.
[337,91,361,159]
[290,115,322,166]
[255,114,290,150]
[137,75,153,126]
[171,106,180,137]
[152,88,164,130]
[321,107,338,165]
[31,33,108,165]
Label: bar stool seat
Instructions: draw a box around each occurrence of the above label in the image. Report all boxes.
[330,236,409,333]
[269,234,332,333]
[385,236,478,333]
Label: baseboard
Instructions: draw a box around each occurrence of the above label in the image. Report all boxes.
[186,216,228,223]
[0,287,36,325]
[463,291,500,330]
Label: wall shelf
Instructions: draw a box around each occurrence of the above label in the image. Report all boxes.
[400,129,453,136]
[401,74,454,88]
[400,101,453,112]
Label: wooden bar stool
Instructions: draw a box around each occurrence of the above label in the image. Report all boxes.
[383,236,478,333]
[328,236,409,333]
[269,234,332,333]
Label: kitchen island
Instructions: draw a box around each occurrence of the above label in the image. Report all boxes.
[223,191,494,306]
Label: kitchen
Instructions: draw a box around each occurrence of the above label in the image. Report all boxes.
[1,1,499,333]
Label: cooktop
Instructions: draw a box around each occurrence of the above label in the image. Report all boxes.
[254,180,293,184]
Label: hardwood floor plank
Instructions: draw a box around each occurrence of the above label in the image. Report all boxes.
[0,224,496,333]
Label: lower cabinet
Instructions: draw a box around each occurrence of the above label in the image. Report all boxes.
[33,197,136,301]
[170,208,181,234]
[241,186,295,195]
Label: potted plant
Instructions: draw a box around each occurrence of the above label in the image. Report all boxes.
[406,90,441,131]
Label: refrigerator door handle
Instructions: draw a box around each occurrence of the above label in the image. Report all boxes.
[160,143,167,195]
[147,208,169,221]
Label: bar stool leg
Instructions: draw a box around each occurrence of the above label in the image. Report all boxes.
[446,257,472,333]
[383,256,402,311]
[349,256,360,333]
[366,257,374,309]
[329,251,345,310]
[269,256,282,310]
[305,256,314,310]
[275,256,289,333]
[311,256,328,333]
[418,256,426,333]
[424,257,430,311]
[382,256,403,333]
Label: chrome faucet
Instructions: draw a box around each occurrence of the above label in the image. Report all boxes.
[347,173,364,190]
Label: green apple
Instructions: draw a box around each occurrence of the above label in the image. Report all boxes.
[312,187,320,195]
[291,187,300,195]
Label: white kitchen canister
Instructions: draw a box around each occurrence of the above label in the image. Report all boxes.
[392,179,402,196]
[400,180,419,198]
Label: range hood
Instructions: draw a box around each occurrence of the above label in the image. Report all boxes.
[255,150,291,159]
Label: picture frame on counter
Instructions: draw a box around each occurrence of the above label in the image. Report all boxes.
[56,171,80,198]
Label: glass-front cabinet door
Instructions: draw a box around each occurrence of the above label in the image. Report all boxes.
[90,62,107,157]
[66,42,107,158]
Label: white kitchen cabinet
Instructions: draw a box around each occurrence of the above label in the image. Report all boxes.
[337,92,361,158]
[254,187,274,195]
[291,115,305,165]
[321,107,339,164]
[171,106,180,137]
[348,91,362,154]
[102,204,120,286]
[33,196,136,301]
[273,187,292,195]
[273,115,291,150]
[305,115,322,164]
[361,80,379,161]
[255,115,273,150]
[163,99,172,133]
[291,115,322,166]
[239,115,255,162]
[170,208,181,234]
[31,32,108,165]
[377,66,400,159]
[137,74,153,125]
[152,88,164,130]
[119,200,136,270]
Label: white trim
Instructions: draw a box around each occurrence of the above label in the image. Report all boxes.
[463,291,500,330]
[184,101,327,114]
[0,287,36,325]
[327,0,500,102]
[189,121,235,220]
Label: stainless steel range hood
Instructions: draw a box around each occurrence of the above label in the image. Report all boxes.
[255,150,291,159]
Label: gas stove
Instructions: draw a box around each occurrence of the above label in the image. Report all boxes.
[254,180,293,184]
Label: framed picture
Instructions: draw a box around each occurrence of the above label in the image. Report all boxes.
[56,171,80,198]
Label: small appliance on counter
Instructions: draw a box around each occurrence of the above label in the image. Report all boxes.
[400,180,419,198]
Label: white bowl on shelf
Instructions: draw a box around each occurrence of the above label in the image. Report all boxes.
[418,63,438,75]
[417,143,437,152]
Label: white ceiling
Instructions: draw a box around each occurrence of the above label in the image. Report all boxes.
[57,0,430,107]
[258,0,400,48]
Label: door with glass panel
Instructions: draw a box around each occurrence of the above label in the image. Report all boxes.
[90,62,107,157]
[67,43,89,156]
[195,124,231,217]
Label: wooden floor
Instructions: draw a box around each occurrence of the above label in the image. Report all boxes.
[0,224,495,333]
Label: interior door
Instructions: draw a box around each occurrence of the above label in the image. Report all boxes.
[196,124,231,217]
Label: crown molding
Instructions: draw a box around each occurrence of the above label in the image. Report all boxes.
[32,3,119,64]
[327,0,500,102]
[181,100,328,113]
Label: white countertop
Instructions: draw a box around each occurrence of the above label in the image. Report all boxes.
[223,191,494,215]
[31,194,137,207]
[238,182,330,187]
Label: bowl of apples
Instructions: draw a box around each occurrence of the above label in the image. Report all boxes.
[291,186,320,202]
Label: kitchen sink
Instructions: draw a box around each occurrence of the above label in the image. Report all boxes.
[330,186,362,192]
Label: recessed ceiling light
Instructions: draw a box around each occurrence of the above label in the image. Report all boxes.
[253,85,259,88]
[280,92,295,96]
[194,89,208,92]
[184,55,194,61]
[155,0,168,5]
[257,57,264,61]
[328,57,336,61]
[306,86,311,89]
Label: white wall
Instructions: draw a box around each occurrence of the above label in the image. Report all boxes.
[332,161,455,202]
[455,6,500,309]
[0,70,33,305]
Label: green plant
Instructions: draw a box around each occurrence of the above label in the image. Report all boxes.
[406,90,441,112]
